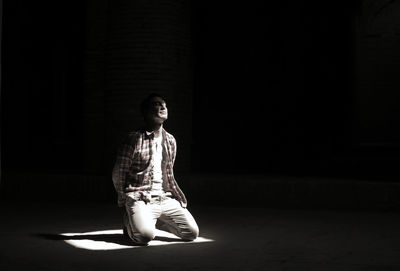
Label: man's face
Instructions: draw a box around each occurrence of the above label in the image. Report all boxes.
[146,96,168,123]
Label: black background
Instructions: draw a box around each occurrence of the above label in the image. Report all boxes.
[2,0,400,181]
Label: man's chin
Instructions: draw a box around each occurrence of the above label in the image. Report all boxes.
[158,115,168,120]
[155,116,167,123]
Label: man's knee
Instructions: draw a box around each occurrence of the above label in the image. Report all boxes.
[130,228,155,245]
[181,224,199,241]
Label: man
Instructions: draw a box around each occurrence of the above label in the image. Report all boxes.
[112,93,199,245]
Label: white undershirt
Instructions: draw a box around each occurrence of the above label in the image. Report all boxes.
[150,134,164,193]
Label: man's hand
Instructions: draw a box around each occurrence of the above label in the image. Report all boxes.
[125,184,151,192]
[125,184,137,192]
[125,184,151,203]
[141,191,151,203]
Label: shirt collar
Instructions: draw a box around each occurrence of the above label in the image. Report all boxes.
[144,130,155,139]
[144,129,165,140]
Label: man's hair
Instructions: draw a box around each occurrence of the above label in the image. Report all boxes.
[140,93,166,117]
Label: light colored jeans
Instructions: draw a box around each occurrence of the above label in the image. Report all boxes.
[124,194,199,245]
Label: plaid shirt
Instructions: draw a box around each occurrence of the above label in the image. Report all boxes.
[112,128,187,208]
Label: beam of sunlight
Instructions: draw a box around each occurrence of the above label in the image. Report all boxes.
[61,229,214,250]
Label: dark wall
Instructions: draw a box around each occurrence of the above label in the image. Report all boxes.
[191,1,352,173]
[1,0,86,173]
[2,0,400,181]
[1,0,194,177]
[83,0,194,175]
[191,1,400,178]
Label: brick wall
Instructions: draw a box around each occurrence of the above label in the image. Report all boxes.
[84,0,194,175]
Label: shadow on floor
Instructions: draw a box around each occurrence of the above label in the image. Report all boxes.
[34,233,184,246]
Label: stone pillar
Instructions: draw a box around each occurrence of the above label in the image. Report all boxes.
[0,0,2,185]
[354,0,400,144]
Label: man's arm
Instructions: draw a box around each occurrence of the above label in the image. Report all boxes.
[171,136,177,167]
[112,135,135,207]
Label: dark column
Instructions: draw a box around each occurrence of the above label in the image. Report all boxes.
[351,0,400,176]
[0,0,2,185]
[353,0,400,144]
[83,0,109,174]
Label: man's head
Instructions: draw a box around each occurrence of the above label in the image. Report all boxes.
[140,93,168,124]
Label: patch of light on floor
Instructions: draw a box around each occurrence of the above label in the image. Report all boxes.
[61,229,214,250]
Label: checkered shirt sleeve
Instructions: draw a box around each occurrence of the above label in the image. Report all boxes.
[112,133,137,207]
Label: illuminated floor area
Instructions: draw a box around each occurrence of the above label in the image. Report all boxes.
[1,202,400,271]
[61,229,213,250]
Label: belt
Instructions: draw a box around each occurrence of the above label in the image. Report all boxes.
[150,192,172,199]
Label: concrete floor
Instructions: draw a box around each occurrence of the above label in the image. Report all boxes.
[1,202,400,271]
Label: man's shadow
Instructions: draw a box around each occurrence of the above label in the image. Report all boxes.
[35,232,183,246]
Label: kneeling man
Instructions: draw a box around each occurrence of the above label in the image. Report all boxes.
[112,93,199,245]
